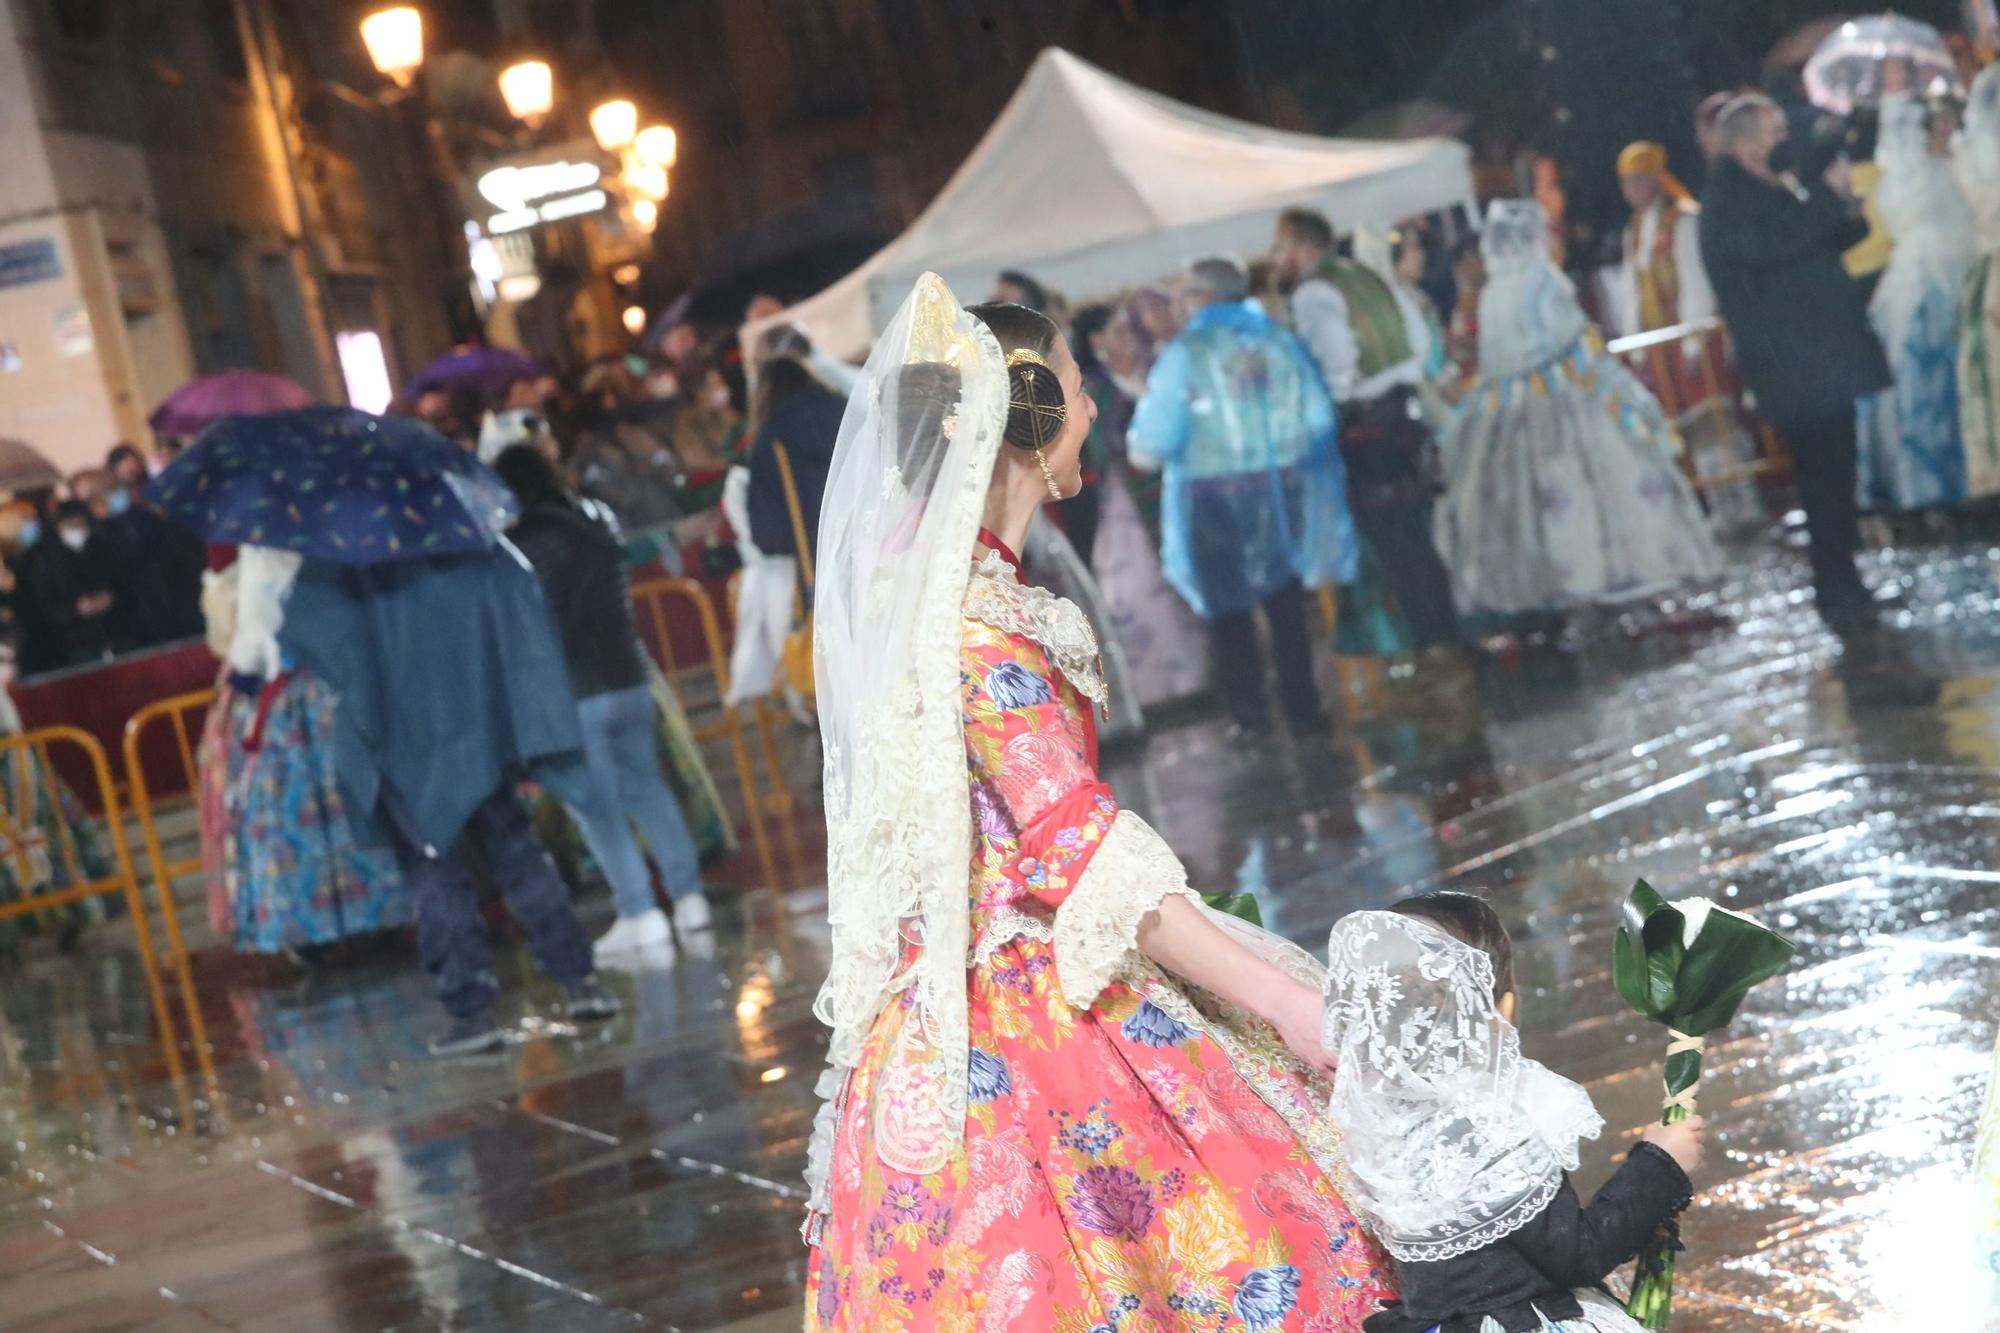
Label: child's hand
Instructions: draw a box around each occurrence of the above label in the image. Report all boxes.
[1264,978,1339,1081]
[1641,1116,1706,1176]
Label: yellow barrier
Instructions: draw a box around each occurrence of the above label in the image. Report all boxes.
[120,689,217,1074]
[630,575,803,896]
[1604,316,1793,492]
[3,724,183,1084]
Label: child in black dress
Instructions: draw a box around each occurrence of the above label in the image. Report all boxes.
[1324,892,1705,1333]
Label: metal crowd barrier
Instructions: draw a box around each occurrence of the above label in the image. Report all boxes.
[119,689,217,1081]
[1603,316,1793,492]
[629,574,804,896]
[2,724,183,1084]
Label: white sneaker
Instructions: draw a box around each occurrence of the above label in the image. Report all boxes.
[594,909,673,965]
[672,893,713,934]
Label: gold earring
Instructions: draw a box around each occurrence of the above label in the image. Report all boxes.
[1034,448,1066,501]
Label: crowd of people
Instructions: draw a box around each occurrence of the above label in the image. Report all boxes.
[0,442,205,677]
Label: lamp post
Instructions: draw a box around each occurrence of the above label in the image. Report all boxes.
[356,6,669,353]
[498,59,555,129]
[358,6,423,89]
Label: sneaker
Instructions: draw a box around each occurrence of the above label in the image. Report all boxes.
[672,893,714,935]
[565,977,622,1022]
[428,1013,505,1058]
[594,909,672,964]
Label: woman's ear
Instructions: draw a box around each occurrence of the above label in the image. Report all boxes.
[1496,990,1519,1025]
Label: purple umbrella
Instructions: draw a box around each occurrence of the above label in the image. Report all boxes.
[149,370,313,439]
[408,345,544,401]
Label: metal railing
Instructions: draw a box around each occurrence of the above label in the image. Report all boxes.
[629,575,804,896]
[1603,316,1792,492]
[2,725,182,1084]
[119,689,217,1085]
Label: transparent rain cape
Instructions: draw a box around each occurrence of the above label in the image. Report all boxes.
[1322,910,1604,1262]
[803,275,1009,1228]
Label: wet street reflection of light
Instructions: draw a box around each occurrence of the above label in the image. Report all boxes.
[1,542,1999,1327]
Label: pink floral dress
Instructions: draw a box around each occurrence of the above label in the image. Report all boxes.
[806,574,1395,1332]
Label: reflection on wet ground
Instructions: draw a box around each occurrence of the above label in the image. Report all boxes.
[5,540,2000,1329]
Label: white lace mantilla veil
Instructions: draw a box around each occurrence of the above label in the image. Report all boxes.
[1476,198,1592,380]
[1957,68,2000,237]
[803,274,1009,1233]
[1321,910,1604,1263]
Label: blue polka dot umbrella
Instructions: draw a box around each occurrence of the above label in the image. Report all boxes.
[144,405,518,563]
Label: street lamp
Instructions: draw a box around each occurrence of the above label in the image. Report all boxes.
[498,59,554,127]
[360,6,424,87]
[590,98,638,153]
[630,198,658,231]
[627,164,669,201]
[634,124,678,169]
[622,305,647,335]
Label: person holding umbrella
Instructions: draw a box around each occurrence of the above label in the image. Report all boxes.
[151,406,619,1054]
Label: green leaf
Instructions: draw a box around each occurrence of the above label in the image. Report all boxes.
[1664,1047,1703,1096]
[1639,904,1686,1014]
[1612,926,1656,1017]
[1624,879,1669,936]
[1200,890,1264,928]
[1672,908,1796,1034]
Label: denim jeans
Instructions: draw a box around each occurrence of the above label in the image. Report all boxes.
[570,684,702,919]
[395,785,594,1019]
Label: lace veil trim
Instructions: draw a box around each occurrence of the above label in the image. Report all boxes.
[963,553,1108,712]
[1322,911,1604,1263]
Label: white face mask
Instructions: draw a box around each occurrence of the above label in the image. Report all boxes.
[59,526,88,552]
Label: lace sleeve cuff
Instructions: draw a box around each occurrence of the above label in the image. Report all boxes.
[1051,808,1200,1009]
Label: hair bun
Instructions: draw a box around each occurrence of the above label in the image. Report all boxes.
[1003,360,1067,451]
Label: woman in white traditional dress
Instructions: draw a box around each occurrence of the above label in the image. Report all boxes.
[1955,66,2000,500]
[1857,90,1978,510]
[1433,200,1721,620]
[802,277,1395,1331]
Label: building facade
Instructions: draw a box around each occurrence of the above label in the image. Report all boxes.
[0,0,458,474]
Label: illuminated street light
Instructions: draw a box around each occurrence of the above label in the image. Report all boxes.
[590,99,637,152]
[498,60,554,126]
[631,198,658,231]
[634,124,678,169]
[627,164,668,200]
[360,6,424,87]
[622,305,647,336]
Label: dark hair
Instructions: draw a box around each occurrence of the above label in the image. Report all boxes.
[1069,303,1114,376]
[1278,206,1335,251]
[492,443,570,512]
[754,355,826,422]
[106,443,145,472]
[995,269,1049,313]
[54,499,93,526]
[1388,891,1516,1000]
[966,301,1067,452]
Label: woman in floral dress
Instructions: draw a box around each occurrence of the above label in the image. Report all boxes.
[803,275,1394,1332]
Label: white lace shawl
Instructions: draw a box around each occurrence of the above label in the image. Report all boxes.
[1322,911,1603,1262]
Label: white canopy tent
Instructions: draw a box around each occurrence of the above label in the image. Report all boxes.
[746,47,1476,361]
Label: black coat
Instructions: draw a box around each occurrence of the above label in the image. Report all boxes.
[20,536,120,670]
[1699,158,1890,429]
[102,506,205,650]
[746,388,844,562]
[506,499,649,701]
[1363,1142,1693,1333]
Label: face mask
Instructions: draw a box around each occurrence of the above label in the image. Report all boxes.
[17,519,39,548]
[59,527,88,552]
[106,488,131,516]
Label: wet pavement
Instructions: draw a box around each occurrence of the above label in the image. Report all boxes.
[5,536,2000,1330]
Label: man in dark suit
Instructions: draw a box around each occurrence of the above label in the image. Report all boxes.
[1701,94,1891,633]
